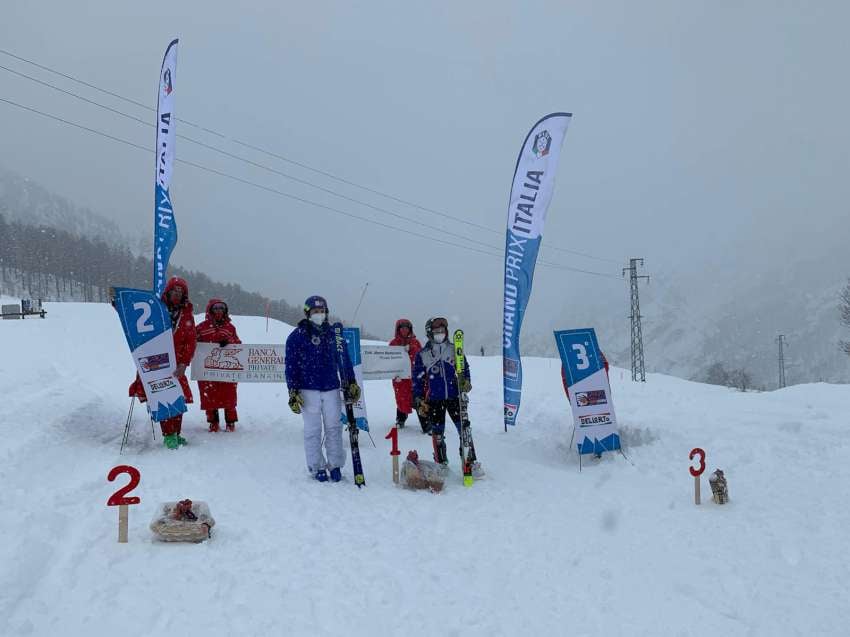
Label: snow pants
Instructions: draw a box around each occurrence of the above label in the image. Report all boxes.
[301,389,345,473]
[425,398,467,436]
[206,408,238,425]
[160,415,183,436]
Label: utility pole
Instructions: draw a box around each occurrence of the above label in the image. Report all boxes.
[622,258,649,382]
[776,334,787,389]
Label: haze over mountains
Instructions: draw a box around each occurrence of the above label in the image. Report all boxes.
[3,166,848,389]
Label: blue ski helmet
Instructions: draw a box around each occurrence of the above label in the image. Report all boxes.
[303,295,328,317]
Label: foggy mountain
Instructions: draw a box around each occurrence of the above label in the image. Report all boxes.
[4,166,847,388]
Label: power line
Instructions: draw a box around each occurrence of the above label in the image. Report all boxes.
[0,95,620,280]
[0,47,621,265]
[0,62,588,261]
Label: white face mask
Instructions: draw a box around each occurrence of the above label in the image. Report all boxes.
[310,312,326,326]
[433,332,446,344]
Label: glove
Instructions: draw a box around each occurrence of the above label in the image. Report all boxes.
[459,377,472,393]
[218,340,229,348]
[288,389,304,414]
[415,397,429,418]
[346,382,361,402]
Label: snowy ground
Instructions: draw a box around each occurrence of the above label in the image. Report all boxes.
[1,301,848,636]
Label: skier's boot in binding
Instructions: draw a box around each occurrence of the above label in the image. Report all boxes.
[432,433,448,465]
[315,469,328,482]
[225,422,236,432]
[163,434,179,450]
[177,435,188,446]
[329,467,342,482]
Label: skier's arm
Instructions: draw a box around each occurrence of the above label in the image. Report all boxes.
[284,332,300,390]
[230,324,242,345]
[412,352,425,399]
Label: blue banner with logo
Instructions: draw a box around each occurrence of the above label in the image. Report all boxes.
[555,327,620,455]
[340,327,369,432]
[153,39,179,296]
[114,287,187,422]
[503,113,572,428]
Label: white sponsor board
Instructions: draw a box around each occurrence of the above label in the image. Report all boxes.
[361,345,410,380]
[191,343,285,382]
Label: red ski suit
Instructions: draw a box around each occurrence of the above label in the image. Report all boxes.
[128,277,196,436]
[195,299,241,423]
[389,319,422,414]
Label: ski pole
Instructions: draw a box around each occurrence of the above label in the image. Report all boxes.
[120,397,136,455]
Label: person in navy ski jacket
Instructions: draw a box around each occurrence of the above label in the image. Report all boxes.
[412,317,476,466]
[285,295,359,482]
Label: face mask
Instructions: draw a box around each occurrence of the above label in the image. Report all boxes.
[310,312,326,326]
[433,332,446,344]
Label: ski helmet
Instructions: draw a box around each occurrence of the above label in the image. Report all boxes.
[303,295,328,317]
[426,316,448,340]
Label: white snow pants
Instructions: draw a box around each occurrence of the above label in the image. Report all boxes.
[301,389,345,473]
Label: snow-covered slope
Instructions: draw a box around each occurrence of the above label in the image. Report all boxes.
[1,302,848,636]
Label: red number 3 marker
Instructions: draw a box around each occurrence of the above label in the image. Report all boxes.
[107,465,141,506]
[689,448,706,477]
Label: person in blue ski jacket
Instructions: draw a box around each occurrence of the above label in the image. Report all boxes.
[285,295,359,482]
[412,316,476,466]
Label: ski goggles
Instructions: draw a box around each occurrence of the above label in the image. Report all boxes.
[210,303,227,312]
[397,321,412,331]
[430,317,448,333]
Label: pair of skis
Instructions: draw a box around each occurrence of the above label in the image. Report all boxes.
[333,322,365,488]
[454,329,475,488]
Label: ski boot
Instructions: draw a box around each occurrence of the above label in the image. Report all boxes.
[329,467,342,482]
[163,434,180,450]
[395,419,405,430]
[315,469,328,482]
[432,433,448,465]
[208,422,220,432]
[177,435,188,446]
[225,422,236,432]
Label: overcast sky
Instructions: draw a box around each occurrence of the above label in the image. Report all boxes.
[1,0,848,341]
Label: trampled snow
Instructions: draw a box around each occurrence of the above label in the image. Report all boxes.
[1,301,848,636]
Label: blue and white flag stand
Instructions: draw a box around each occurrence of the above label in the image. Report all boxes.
[114,287,187,422]
[340,327,370,433]
[555,327,626,470]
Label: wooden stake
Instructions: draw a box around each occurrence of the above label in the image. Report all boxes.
[694,475,701,505]
[118,504,129,543]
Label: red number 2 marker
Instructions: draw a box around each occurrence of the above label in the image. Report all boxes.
[107,465,141,506]
[689,448,706,477]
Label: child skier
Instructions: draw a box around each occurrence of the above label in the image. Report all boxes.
[284,295,360,482]
[196,298,242,432]
[388,318,424,432]
[412,317,477,466]
[128,276,196,449]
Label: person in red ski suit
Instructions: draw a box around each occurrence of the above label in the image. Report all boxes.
[389,318,425,432]
[128,276,196,449]
[195,298,242,432]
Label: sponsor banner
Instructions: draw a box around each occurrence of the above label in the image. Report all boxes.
[503,112,572,428]
[361,345,410,380]
[113,287,186,422]
[554,327,620,455]
[190,343,285,382]
[340,327,369,432]
[153,39,179,296]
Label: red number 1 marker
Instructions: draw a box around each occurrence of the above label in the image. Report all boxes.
[386,427,400,484]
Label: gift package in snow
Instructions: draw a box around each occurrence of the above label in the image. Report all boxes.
[150,499,215,542]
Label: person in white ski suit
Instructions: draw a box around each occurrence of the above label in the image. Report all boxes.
[285,295,359,482]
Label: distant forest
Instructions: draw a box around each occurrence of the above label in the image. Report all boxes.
[0,214,345,330]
